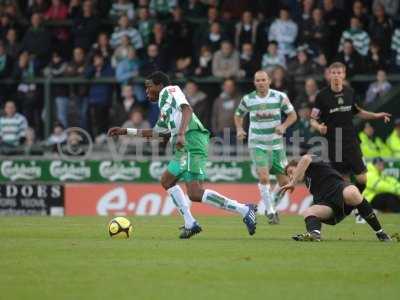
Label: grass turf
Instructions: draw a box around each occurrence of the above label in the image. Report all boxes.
[0,215,399,300]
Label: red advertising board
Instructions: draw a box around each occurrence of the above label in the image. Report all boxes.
[65,183,312,216]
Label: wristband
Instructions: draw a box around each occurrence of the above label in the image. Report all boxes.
[126,128,138,136]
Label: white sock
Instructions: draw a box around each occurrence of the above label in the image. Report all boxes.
[201,189,249,217]
[258,183,276,214]
[167,185,196,228]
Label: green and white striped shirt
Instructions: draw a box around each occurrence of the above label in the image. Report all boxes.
[154,85,208,139]
[338,28,370,56]
[0,113,28,146]
[391,28,400,66]
[235,89,294,150]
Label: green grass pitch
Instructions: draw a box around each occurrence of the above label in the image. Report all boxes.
[0,215,399,300]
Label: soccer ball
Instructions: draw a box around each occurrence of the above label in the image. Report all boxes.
[108,217,133,239]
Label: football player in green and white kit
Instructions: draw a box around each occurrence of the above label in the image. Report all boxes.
[234,70,297,224]
[108,71,257,239]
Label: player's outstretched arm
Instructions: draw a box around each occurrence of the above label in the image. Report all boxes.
[355,105,391,123]
[107,127,162,138]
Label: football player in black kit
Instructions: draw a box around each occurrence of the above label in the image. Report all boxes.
[310,62,391,191]
[281,155,391,242]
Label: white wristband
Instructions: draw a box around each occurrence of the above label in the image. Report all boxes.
[126,128,138,136]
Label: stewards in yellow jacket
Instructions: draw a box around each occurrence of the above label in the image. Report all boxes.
[386,119,400,158]
[363,158,400,212]
[359,123,392,158]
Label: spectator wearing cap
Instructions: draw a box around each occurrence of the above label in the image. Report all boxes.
[110,15,143,51]
[261,41,286,73]
[311,52,328,75]
[363,157,400,213]
[268,7,298,57]
[386,118,400,158]
[338,17,370,56]
[365,69,392,104]
[359,122,392,158]
[0,101,28,153]
[212,40,240,79]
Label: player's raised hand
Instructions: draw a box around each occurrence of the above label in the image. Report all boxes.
[176,133,185,150]
[375,112,391,123]
[279,181,295,194]
[236,128,247,140]
[275,124,286,135]
[319,123,327,135]
[107,127,127,137]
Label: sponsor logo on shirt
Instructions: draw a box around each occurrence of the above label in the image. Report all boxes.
[329,105,352,114]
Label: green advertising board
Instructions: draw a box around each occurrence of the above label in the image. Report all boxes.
[1,159,400,183]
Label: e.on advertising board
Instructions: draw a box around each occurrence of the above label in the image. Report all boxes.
[65,184,312,216]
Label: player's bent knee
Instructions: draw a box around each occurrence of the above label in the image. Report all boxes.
[343,185,362,205]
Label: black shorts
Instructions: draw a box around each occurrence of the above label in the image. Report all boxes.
[313,182,354,225]
[329,142,366,175]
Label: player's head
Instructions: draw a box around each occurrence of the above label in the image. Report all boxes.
[254,70,270,94]
[284,160,299,178]
[145,71,170,102]
[328,62,346,86]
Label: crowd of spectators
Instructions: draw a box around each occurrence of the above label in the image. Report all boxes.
[0,0,399,155]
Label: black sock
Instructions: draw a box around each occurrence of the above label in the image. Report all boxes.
[356,182,366,194]
[305,216,321,232]
[356,199,382,232]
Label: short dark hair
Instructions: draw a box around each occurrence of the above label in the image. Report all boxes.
[284,160,299,175]
[147,71,170,86]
